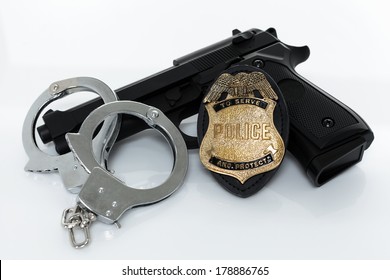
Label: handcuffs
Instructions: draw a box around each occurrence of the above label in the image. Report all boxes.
[22,77,120,193]
[23,77,188,248]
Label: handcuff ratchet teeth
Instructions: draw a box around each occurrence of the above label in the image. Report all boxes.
[22,77,120,193]
[62,101,188,248]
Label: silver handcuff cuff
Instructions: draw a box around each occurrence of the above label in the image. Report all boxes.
[23,78,188,248]
[62,101,188,248]
[22,77,120,193]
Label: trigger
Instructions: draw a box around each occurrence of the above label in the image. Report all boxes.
[178,115,199,149]
[181,132,199,149]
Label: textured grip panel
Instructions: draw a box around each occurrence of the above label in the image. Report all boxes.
[263,62,358,139]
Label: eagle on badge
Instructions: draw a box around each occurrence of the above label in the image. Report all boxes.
[203,72,278,103]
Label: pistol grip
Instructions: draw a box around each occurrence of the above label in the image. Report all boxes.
[261,61,374,185]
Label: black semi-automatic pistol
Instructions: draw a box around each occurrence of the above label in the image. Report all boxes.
[37,28,374,186]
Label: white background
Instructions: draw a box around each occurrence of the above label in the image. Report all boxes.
[0,0,389,260]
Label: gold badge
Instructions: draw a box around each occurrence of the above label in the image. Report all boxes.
[199,72,285,184]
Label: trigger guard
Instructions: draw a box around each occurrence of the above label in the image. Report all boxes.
[180,131,199,149]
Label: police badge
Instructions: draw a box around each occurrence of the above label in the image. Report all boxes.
[198,66,289,197]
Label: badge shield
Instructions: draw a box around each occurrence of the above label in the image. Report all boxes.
[198,69,288,195]
[200,96,284,183]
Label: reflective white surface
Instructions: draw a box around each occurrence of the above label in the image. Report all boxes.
[0,0,389,259]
